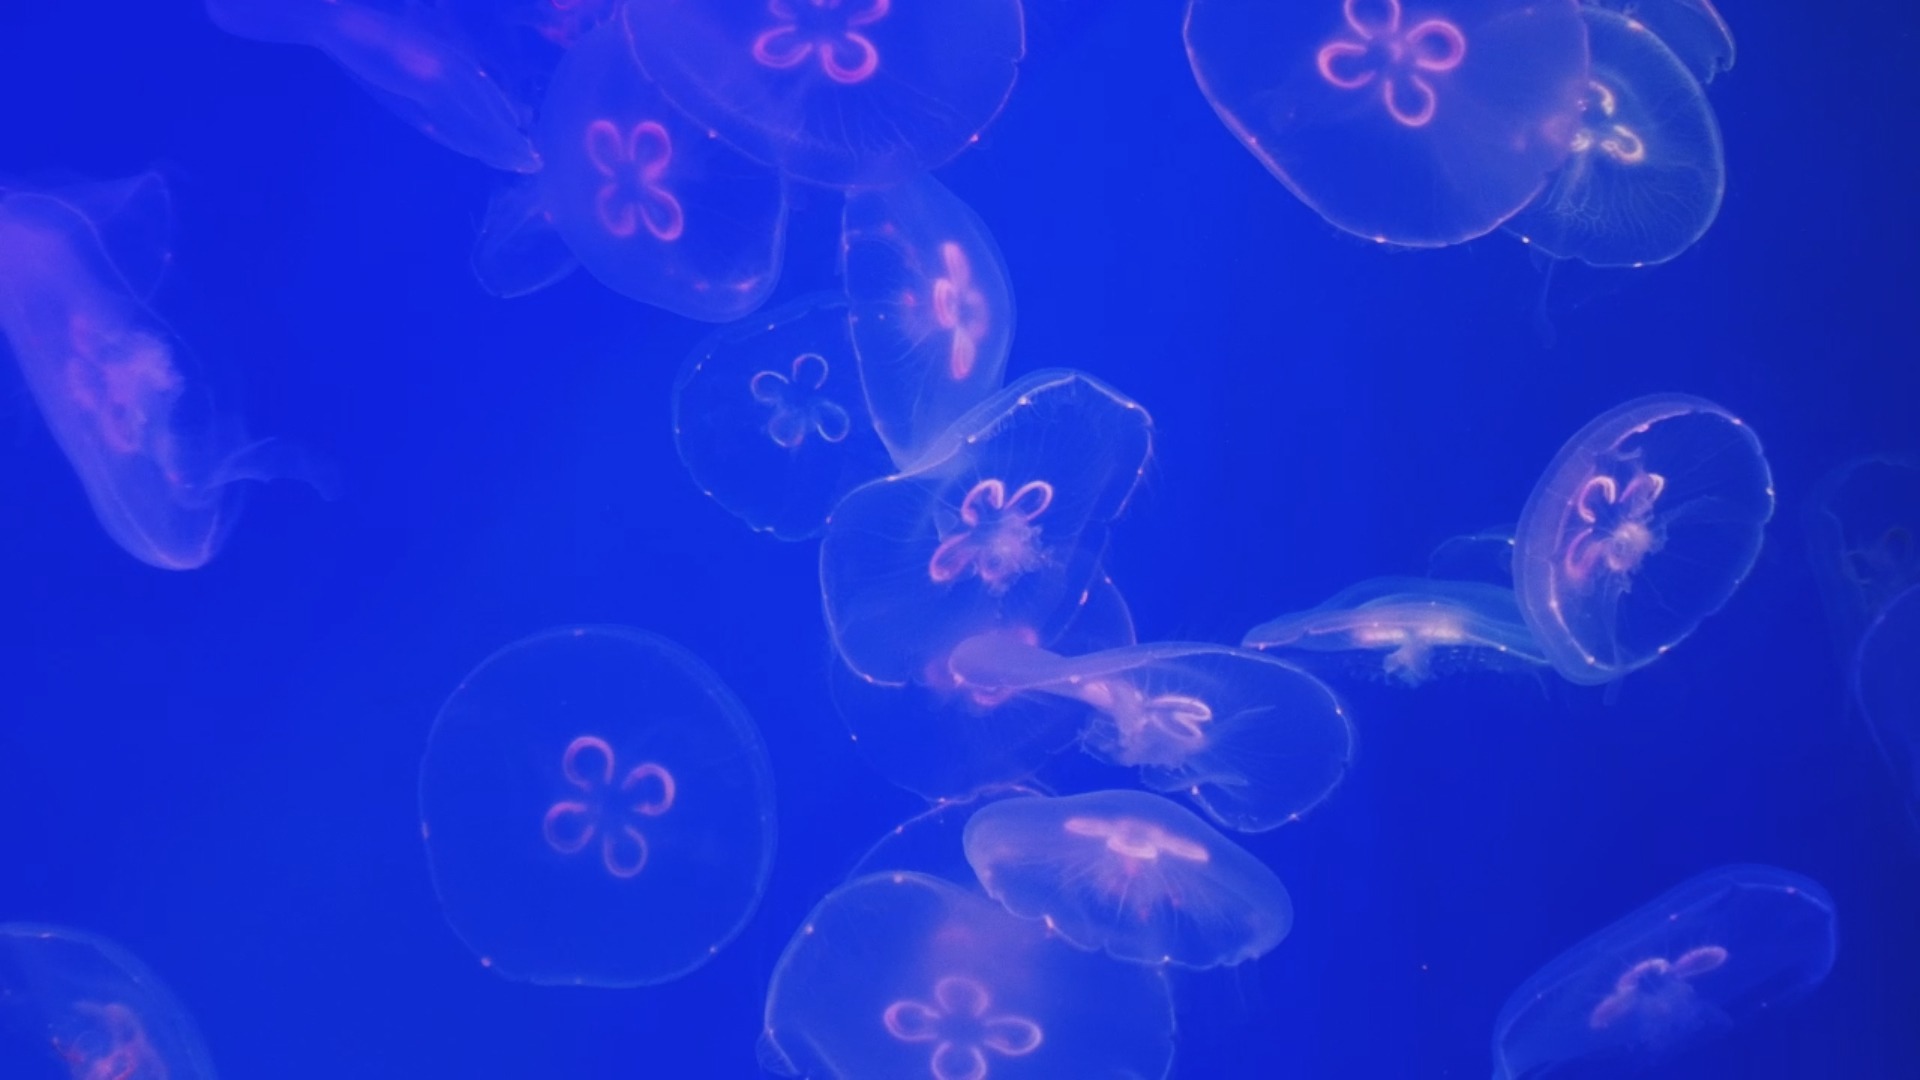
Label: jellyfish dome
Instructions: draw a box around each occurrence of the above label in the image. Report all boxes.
[1242,577,1547,685]
[623,0,1026,188]
[963,789,1294,968]
[1506,7,1724,268]
[0,924,215,1079]
[761,872,1177,1079]
[1492,865,1836,1078]
[418,626,777,987]
[1513,393,1773,685]
[1586,0,1736,85]
[1854,585,1920,824]
[1184,0,1591,246]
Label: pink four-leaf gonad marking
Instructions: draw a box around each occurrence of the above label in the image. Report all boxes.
[1587,945,1730,1030]
[53,1002,163,1080]
[883,975,1044,1080]
[541,735,676,879]
[1562,471,1666,584]
[930,241,989,381]
[748,352,854,448]
[927,478,1054,589]
[1315,0,1468,128]
[751,0,890,85]
[584,119,686,242]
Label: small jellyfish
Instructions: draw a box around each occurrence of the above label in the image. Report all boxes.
[1586,0,1736,85]
[1492,865,1836,1078]
[0,924,215,1079]
[842,175,1017,470]
[531,15,788,319]
[204,0,540,172]
[673,294,894,541]
[1506,8,1724,268]
[418,626,777,987]
[963,790,1294,968]
[1805,454,1920,656]
[623,0,1027,187]
[1184,0,1591,246]
[760,872,1176,1079]
[1854,585,1920,827]
[1242,578,1547,685]
[1513,393,1773,685]
[820,369,1154,686]
[470,175,580,299]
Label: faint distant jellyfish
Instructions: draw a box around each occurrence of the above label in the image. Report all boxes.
[1243,578,1547,685]
[883,975,1045,1079]
[1185,0,1591,246]
[0,924,215,1079]
[419,626,777,986]
[584,119,685,241]
[1805,454,1920,656]
[1587,0,1736,84]
[469,175,580,299]
[753,0,889,84]
[749,352,853,448]
[1854,585,1920,827]
[1513,394,1773,685]
[929,479,1055,589]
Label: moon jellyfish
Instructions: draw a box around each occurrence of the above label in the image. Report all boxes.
[1184,0,1590,246]
[0,924,215,1079]
[1513,394,1773,685]
[1492,865,1836,1078]
[1243,578,1547,685]
[418,626,777,987]
[760,872,1176,1080]
[948,636,1356,832]
[623,0,1026,188]
[1587,0,1735,84]
[674,295,894,540]
[1805,454,1920,655]
[821,369,1153,685]
[1506,8,1723,267]
[842,175,1016,470]
[0,174,299,570]
[1855,585,1920,826]
[847,785,1050,887]
[204,0,539,173]
[470,176,580,299]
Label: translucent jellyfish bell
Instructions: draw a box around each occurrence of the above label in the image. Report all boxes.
[1184,0,1591,246]
[624,0,1027,187]
[1587,0,1736,85]
[963,790,1294,968]
[842,175,1016,470]
[1506,8,1724,268]
[820,369,1153,686]
[470,176,580,299]
[1243,578,1547,685]
[1854,585,1920,827]
[761,872,1176,1080]
[1805,454,1920,654]
[1492,865,1836,1079]
[418,626,777,987]
[846,784,1051,887]
[0,924,216,1079]
[1513,393,1773,685]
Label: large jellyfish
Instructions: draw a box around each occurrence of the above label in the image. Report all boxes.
[0,924,215,1079]
[1585,0,1735,85]
[1854,585,1920,827]
[820,369,1153,686]
[760,872,1176,1079]
[963,790,1294,968]
[528,14,789,319]
[0,174,299,570]
[1243,577,1547,685]
[673,294,894,541]
[947,635,1356,832]
[1805,454,1920,657]
[1492,865,1836,1078]
[1184,0,1591,246]
[842,175,1016,470]
[1505,7,1724,267]
[418,626,777,987]
[623,0,1026,188]
[1513,393,1773,685]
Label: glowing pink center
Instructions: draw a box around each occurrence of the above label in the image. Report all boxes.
[1588,945,1729,1030]
[927,478,1054,590]
[749,352,854,449]
[63,315,182,465]
[53,1002,163,1080]
[883,975,1044,1080]
[931,242,989,380]
[541,735,676,879]
[584,119,685,242]
[751,0,889,85]
[1315,0,1467,128]
[1563,470,1666,584]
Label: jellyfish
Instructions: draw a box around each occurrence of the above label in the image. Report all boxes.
[963,789,1293,968]
[1585,0,1735,85]
[842,175,1017,470]
[820,369,1153,686]
[1512,393,1773,685]
[1505,8,1723,268]
[470,175,580,299]
[1854,585,1920,827]
[1183,0,1591,247]
[203,0,539,173]
[1805,454,1920,657]
[622,0,1027,188]
[418,626,777,987]
[846,784,1052,888]
[526,15,789,319]
[760,872,1176,1079]
[0,174,305,570]
[673,294,895,541]
[1243,578,1548,685]
[1492,865,1836,1078]
[0,924,215,1079]
[947,635,1357,832]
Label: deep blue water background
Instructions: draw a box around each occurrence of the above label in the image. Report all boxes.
[1,1,1916,1076]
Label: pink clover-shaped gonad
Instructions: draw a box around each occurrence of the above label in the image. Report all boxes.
[927,478,1054,590]
[541,735,676,879]
[1315,0,1467,128]
[749,352,854,448]
[1563,470,1666,584]
[751,0,890,85]
[883,975,1044,1080]
[1588,945,1729,1030]
[931,241,989,380]
[585,118,686,242]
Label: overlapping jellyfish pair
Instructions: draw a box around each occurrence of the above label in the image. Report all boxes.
[1492,865,1835,1077]
[0,923,216,1078]
[0,173,307,570]
[1245,393,1775,687]
[1184,0,1733,267]
[418,626,777,986]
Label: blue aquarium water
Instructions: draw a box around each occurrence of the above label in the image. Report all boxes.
[0,1,1914,1077]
